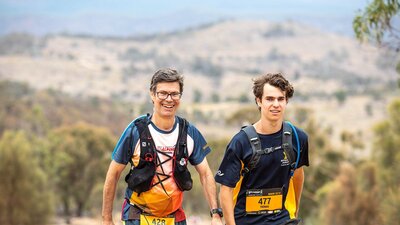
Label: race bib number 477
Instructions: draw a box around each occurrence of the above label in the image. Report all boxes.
[245,188,283,214]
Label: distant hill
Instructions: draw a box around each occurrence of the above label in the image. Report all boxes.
[0,19,397,102]
[0,19,399,150]
[0,11,224,37]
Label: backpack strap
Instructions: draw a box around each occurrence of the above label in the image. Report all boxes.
[175,117,189,161]
[241,125,262,175]
[285,121,301,177]
[133,114,156,168]
[241,122,301,177]
[282,122,296,177]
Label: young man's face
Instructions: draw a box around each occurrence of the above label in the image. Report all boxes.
[150,81,181,119]
[257,83,287,123]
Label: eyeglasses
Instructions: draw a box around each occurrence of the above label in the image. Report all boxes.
[156,91,182,100]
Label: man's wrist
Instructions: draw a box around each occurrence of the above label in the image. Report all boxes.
[102,215,113,222]
[210,208,223,218]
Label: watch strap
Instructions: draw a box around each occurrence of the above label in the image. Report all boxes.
[210,208,223,217]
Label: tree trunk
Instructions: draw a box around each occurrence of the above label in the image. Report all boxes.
[63,198,71,224]
[76,202,84,217]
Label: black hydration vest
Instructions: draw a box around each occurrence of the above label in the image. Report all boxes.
[241,121,300,177]
[125,116,193,195]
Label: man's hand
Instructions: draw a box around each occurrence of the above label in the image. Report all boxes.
[211,215,224,225]
[102,220,115,225]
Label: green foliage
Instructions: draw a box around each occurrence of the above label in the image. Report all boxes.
[193,89,203,103]
[263,24,295,38]
[0,80,135,222]
[48,122,115,220]
[119,47,155,61]
[365,99,400,223]
[0,131,53,225]
[320,163,382,225]
[354,0,400,87]
[299,119,345,221]
[184,138,229,214]
[365,103,373,116]
[0,33,39,55]
[381,186,400,224]
[353,0,400,45]
[207,138,230,172]
[0,81,34,135]
[238,93,250,103]
[373,99,400,186]
[210,92,220,103]
[0,80,132,137]
[340,130,365,149]
[291,107,312,125]
[191,57,223,78]
[397,61,400,74]
[334,90,347,104]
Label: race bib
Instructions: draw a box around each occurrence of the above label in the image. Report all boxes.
[140,214,175,225]
[245,188,283,214]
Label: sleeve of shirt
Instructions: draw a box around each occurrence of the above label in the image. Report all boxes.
[215,133,244,188]
[111,120,139,165]
[187,123,211,166]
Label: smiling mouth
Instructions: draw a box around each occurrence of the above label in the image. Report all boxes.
[162,104,174,109]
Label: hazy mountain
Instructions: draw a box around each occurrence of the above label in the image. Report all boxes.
[0,19,398,148]
[0,19,397,100]
[0,10,224,37]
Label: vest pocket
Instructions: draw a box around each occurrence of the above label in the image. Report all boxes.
[125,162,156,194]
[173,160,193,191]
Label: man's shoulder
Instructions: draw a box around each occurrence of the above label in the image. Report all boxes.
[133,114,150,125]
[226,128,251,152]
[181,117,203,138]
[291,124,308,140]
[123,115,150,140]
[283,122,307,139]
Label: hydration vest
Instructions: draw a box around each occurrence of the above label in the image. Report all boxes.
[241,121,301,177]
[125,115,193,195]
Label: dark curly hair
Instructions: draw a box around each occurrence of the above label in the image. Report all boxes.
[252,72,294,108]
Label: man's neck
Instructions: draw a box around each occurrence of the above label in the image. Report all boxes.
[151,114,175,131]
[254,119,283,134]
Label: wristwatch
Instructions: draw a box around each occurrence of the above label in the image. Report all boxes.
[210,208,223,217]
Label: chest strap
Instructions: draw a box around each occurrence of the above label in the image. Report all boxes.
[241,122,299,176]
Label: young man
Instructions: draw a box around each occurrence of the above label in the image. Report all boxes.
[216,73,309,225]
[102,68,223,225]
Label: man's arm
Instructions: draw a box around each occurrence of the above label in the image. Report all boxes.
[219,185,236,225]
[292,167,305,217]
[194,158,223,225]
[102,160,126,225]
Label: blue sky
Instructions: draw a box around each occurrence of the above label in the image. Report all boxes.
[0,0,371,36]
[0,0,369,18]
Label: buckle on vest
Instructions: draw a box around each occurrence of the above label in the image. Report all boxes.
[144,153,153,162]
[241,167,250,175]
[282,143,290,148]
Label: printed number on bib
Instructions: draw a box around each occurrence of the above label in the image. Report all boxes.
[245,188,283,214]
[140,214,175,225]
